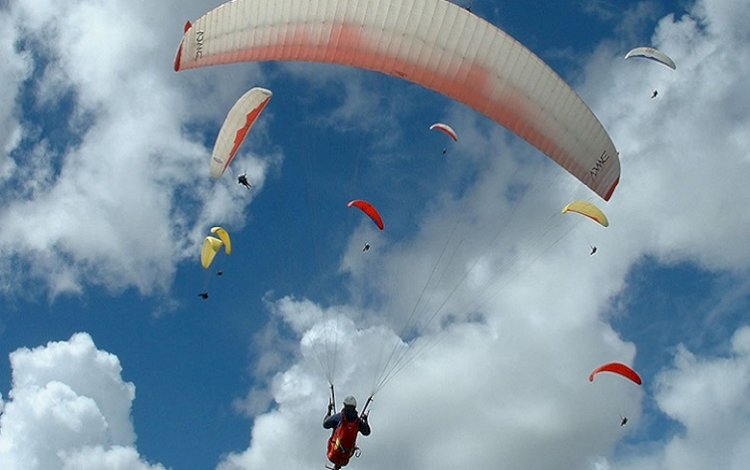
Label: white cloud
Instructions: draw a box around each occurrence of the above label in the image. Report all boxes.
[0,332,164,470]
[601,326,750,470]
[584,0,750,272]
[0,8,30,181]
[61,446,167,470]
[0,0,278,299]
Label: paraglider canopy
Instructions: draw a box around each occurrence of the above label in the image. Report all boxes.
[625,46,676,70]
[429,122,458,142]
[210,226,232,255]
[200,227,231,269]
[210,87,273,179]
[589,362,642,385]
[562,200,609,227]
[200,236,224,269]
[348,199,384,230]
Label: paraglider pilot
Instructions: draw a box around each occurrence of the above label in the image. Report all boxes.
[590,246,597,256]
[324,395,371,469]
[362,243,370,252]
[238,173,252,189]
[198,291,209,300]
[651,90,658,99]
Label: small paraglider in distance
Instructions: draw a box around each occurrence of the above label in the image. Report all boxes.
[430,122,458,155]
[561,200,610,227]
[201,227,232,270]
[562,201,607,255]
[237,172,252,189]
[324,395,371,470]
[362,243,370,252]
[199,228,231,296]
[651,90,658,99]
[625,46,676,70]
[429,123,458,142]
[347,199,384,230]
[430,123,457,156]
[589,362,642,385]
[590,363,641,427]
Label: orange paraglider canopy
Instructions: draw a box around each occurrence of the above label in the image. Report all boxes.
[348,199,384,230]
[588,362,642,385]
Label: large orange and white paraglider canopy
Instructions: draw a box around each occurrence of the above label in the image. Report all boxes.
[175,0,620,201]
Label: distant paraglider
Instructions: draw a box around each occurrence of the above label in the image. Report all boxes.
[429,122,458,142]
[625,46,676,70]
[430,122,457,155]
[348,200,384,230]
[200,227,232,269]
[210,87,273,179]
[562,200,610,227]
[588,362,642,386]
[199,227,231,299]
[590,362,641,427]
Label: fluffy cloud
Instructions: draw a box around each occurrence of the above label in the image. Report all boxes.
[0,0,278,299]
[0,332,165,470]
[600,326,750,470]
[0,8,29,181]
[585,0,750,271]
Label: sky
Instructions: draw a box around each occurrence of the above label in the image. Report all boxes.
[1,0,749,469]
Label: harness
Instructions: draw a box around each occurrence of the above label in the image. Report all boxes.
[325,386,372,468]
[327,412,361,465]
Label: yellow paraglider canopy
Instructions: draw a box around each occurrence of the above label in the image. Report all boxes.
[210,226,232,255]
[561,200,609,227]
[201,236,225,269]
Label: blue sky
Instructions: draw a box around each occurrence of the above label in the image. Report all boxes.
[1,1,750,469]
